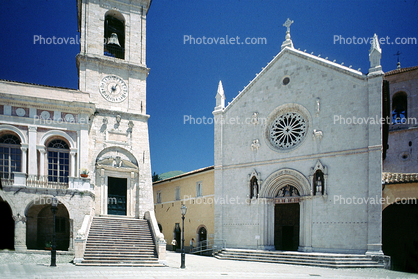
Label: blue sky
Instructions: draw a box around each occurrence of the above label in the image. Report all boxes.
[0,0,417,175]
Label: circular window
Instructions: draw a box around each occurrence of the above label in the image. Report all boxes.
[269,112,307,150]
[282,77,290,85]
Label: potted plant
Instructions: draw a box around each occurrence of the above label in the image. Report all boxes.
[45,241,52,250]
[80,168,89,178]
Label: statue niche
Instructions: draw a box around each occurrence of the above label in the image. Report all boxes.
[313,170,324,196]
[250,176,259,199]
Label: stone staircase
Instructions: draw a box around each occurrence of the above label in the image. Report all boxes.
[215,248,389,269]
[77,216,163,266]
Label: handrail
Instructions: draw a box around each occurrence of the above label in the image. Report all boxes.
[191,239,226,254]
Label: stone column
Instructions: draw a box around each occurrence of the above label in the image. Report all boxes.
[70,149,77,177]
[13,215,27,252]
[38,147,46,178]
[20,144,28,174]
[28,126,37,176]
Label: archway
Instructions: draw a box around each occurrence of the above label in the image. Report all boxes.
[0,198,14,250]
[382,203,418,272]
[26,202,70,250]
[260,168,311,251]
[198,226,207,251]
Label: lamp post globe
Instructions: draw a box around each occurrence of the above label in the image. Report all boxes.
[180,204,187,269]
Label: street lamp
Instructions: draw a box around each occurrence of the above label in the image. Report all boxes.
[50,196,58,267]
[180,204,187,269]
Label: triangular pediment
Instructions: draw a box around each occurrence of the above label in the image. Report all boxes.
[222,47,366,113]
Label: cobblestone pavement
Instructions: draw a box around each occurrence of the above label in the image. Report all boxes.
[0,251,416,279]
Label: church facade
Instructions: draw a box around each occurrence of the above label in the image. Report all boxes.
[0,0,165,262]
[213,22,384,255]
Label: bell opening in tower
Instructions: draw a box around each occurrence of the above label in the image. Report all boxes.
[104,12,125,60]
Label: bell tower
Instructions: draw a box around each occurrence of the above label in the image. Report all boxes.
[76,0,155,219]
[76,0,150,112]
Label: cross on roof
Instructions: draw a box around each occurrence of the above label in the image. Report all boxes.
[394,51,402,63]
[283,18,294,33]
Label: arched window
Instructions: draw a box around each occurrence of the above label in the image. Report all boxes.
[104,11,125,59]
[392,92,407,124]
[47,139,69,184]
[0,134,21,179]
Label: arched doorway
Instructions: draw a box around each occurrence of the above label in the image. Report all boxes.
[274,185,300,251]
[259,168,311,251]
[26,201,70,250]
[383,203,418,272]
[198,226,207,251]
[0,198,14,250]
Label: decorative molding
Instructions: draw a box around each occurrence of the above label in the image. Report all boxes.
[251,112,259,125]
[313,129,323,140]
[260,168,311,198]
[251,139,260,151]
[12,214,26,223]
[382,172,418,184]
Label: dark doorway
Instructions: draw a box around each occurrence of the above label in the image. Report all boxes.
[0,200,14,250]
[174,223,181,251]
[274,203,300,251]
[383,203,418,273]
[108,177,127,215]
[198,227,207,251]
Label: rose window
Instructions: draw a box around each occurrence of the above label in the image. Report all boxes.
[269,112,307,150]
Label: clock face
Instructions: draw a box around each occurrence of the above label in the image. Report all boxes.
[99,75,128,103]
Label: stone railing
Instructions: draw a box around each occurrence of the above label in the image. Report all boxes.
[144,211,166,264]
[26,175,69,189]
[382,172,418,184]
[74,207,95,263]
[7,172,92,191]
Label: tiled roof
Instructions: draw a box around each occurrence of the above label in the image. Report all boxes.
[385,65,418,77]
[382,172,418,184]
[153,166,214,185]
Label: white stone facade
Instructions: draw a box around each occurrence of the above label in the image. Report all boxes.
[213,25,384,255]
[0,0,164,260]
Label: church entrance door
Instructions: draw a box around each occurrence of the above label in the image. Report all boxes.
[274,203,300,251]
[107,177,127,215]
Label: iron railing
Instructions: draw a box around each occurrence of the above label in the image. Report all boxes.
[191,239,227,255]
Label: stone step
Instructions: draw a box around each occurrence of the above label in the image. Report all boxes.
[84,251,155,258]
[76,262,164,267]
[220,248,372,259]
[220,251,372,260]
[215,249,386,269]
[86,244,155,251]
[85,247,155,251]
[86,238,154,243]
[84,255,155,261]
[216,254,381,264]
[81,216,159,266]
[87,234,151,238]
[215,255,383,268]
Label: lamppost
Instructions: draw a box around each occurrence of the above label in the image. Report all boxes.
[50,196,58,267]
[180,204,187,269]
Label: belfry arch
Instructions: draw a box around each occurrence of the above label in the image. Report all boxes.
[259,168,312,251]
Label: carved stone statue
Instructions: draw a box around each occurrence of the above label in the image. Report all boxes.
[252,181,258,198]
[316,176,322,195]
